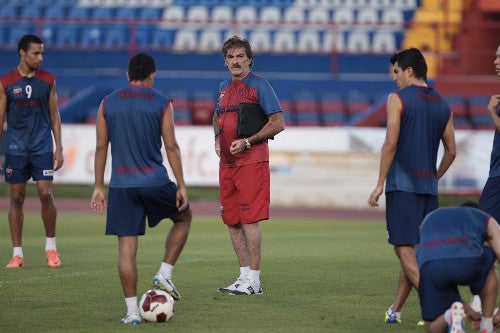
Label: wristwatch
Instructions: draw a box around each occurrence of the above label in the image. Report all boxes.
[244,138,251,149]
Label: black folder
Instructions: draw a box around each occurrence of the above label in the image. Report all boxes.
[237,103,271,138]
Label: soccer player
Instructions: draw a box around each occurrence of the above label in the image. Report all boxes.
[213,36,285,295]
[0,34,64,269]
[417,202,500,333]
[91,52,192,324]
[367,47,456,323]
[471,42,500,314]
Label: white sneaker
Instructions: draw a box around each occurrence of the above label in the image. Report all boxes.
[470,295,482,313]
[152,273,181,300]
[121,312,141,324]
[228,279,263,295]
[448,302,465,333]
[217,278,245,293]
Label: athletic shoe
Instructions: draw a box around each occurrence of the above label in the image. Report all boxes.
[46,250,61,268]
[152,273,181,300]
[6,255,24,268]
[217,278,244,293]
[385,310,401,324]
[228,279,263,295]
[121,312,141,324]
[448,302,465,333]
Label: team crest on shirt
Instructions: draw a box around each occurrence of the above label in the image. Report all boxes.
[13,86,23,97]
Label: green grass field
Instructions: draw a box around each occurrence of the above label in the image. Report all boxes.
[0,210,475,333]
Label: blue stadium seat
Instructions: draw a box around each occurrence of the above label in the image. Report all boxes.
[20,7,42,18]
[103,26,129,49]
[139,7,162,20]
[134,24,153,46]
[320,93,346,126]
[0,6,17,18]
[67,7,89,20]
[293,91,321,126]
[8,24,37,47]
[45,6,66,20]
[80,25,103,47]
[92,7,113,21]
[54,24,79,47]
[115,7,137,20]
[150,29,175,49]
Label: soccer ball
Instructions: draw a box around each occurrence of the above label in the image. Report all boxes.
[139,289,175,323]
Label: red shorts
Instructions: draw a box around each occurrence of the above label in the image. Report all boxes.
[219,161,270,225]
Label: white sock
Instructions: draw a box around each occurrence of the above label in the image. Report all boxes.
[13,247,23,258]
[45,237,57,252]
[480,316,493,332]
[388,305,401,316]
[239,266,250,280]
[159,262,173,279]
[125,296,139,315]
[444,309,451,325]
[248,269,260,284]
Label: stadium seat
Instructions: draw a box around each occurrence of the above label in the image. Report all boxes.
[92,7,113,21]
[55,24,79,47]
[199,29,224,52]
[393,0,417,10]
[150,28,174,48]
[115,7,137,20]
[346,90,371,120]
[248,28,273,52]
[44,6,66,20]
[103,26,129,49]
[283,6,305,24]
[80,25,103,47]
[468,95,492,129]
[372,29,397,53]
[297,29,321,52]
[333,8,354,25]
[173,28,198,51]
[280,99,295,126]
[357,8,379,25]
[162,6,185,26]
[211,5,233,24]
[380,8,404,25]
[8,24,36,47]
[235,6,258,24]
[191,91,215,125]
[320,92,346,126]
[20,7,42,18]
[259,6,281,24]
[447,94,471,129]
[186,6,209,23]
[294,91,321,126]
[134,24,152,46]
[170,90,192,125]
[67,7,89,20]
[0,6,17,18]
[346,29,371,53]
[308,7,330,25]
[139,7,162,20]
[273,29,296,52]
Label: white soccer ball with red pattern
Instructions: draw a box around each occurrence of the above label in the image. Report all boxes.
[139,289,175,323]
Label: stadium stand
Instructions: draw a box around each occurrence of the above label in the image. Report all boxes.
[2,0,498,128]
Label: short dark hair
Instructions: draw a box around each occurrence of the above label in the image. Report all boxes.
[128,52,156,81]
[222,35,254,67]
[390,47,427,81]
[18,34,43,54]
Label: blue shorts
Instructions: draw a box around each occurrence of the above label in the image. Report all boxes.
[105,182,188,236]
[418,247,495,321]
[479,176,500,221]
[4,152,54,183]
[385,191,438,246]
